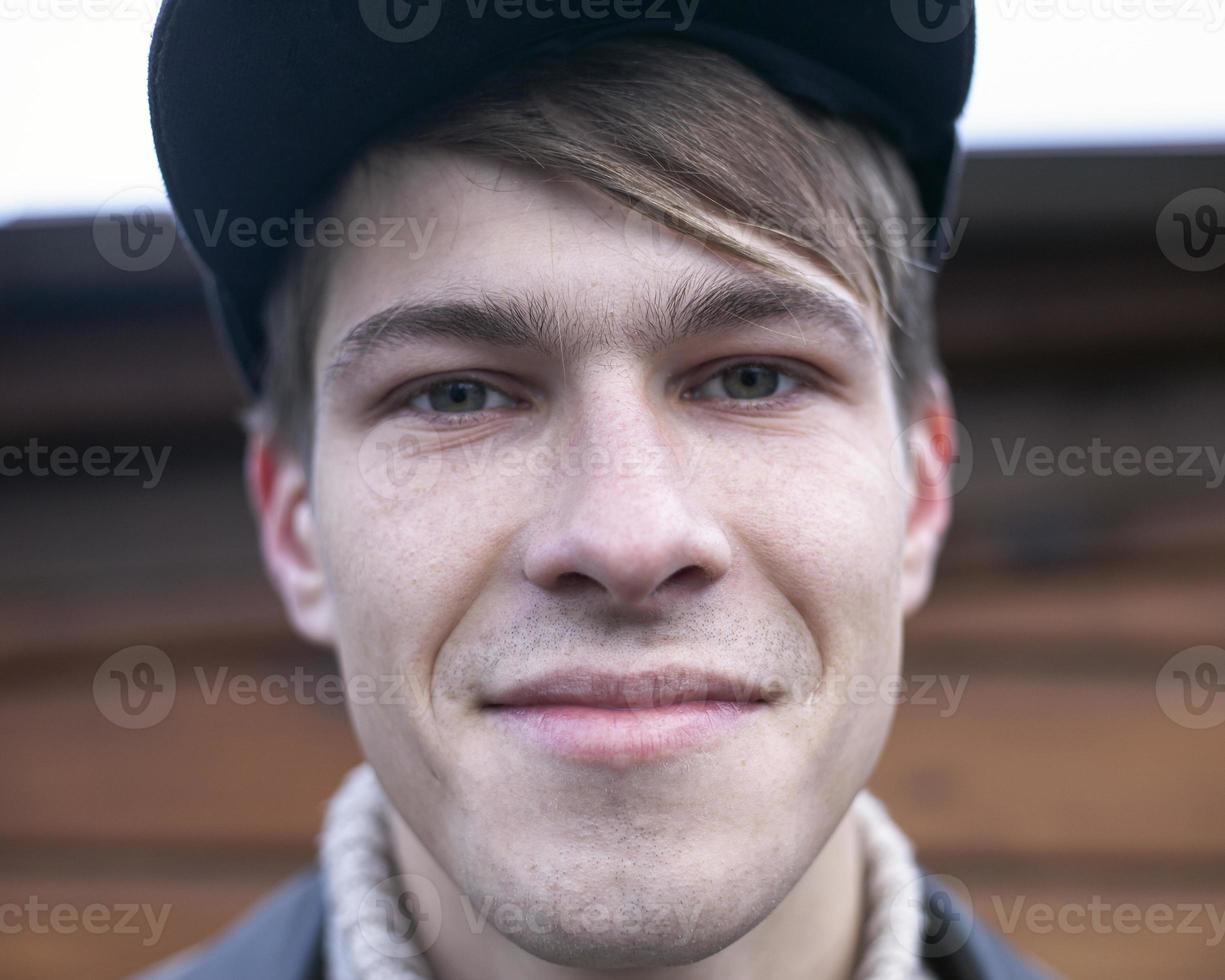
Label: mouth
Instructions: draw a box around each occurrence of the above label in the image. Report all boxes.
[482,668,772,766]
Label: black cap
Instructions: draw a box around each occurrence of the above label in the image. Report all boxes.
[148,0,976,393]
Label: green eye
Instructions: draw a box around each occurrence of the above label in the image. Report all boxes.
[427,380,488,412]
[690,363,799,402]
[406,378,518,415]
[720,364,780,399]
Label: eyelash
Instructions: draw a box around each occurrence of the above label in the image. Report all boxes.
[391,360,817,424]
[682,360,815,410]
[394,375,522,427]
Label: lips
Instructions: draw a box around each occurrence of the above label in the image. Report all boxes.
[485,667,770,709]
[483,668,771,765]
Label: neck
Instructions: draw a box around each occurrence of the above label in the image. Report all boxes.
[386,801,864,980]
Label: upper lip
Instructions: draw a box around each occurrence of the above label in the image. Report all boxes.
[483,667,772,709]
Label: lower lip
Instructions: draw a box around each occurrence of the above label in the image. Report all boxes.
[485,701,765,765]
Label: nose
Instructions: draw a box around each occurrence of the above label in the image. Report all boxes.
[522,407,732,609]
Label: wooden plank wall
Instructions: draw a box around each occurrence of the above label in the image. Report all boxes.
[2,151,1223,979]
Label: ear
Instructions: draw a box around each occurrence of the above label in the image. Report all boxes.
[899,375,958,617]
[245,432,335,645]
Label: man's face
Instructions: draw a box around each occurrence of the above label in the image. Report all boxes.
[258,147,950,967]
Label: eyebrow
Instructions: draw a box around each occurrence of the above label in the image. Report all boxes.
[323,268,877,390]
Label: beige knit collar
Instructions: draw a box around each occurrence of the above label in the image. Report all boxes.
[319,765,933,980]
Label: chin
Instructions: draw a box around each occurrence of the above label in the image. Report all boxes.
[489,893,770,971]
[453,836,808,972]
[512,933,732,971]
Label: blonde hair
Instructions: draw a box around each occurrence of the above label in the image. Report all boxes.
[257,37,940,459]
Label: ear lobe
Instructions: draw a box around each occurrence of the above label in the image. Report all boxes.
[899,377,957,616]
[246,433,335,645]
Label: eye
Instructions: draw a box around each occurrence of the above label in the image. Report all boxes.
[688,362,802,402]
[405,378,519,414]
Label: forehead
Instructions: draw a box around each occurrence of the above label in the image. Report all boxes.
[314,146,881,366]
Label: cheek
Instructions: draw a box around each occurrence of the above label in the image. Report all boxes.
[709,419,908,658]
[714,434,904,821]
[723,445,905,843]
[313,449,528,670]
[309,448,537,836]
[761,429,907,795]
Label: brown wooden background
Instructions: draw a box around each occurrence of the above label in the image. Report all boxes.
[2,150,1223,980]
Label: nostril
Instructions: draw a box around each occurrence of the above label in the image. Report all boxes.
[523,516,732,606]
[657,564,709,594]
[554,570,601,594]
[547,565,708,606]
